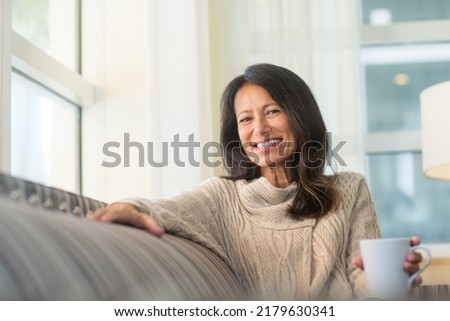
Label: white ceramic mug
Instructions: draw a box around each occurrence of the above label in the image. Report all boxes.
[359,237,432,300]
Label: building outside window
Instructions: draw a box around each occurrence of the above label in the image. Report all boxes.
[360,0,450,243]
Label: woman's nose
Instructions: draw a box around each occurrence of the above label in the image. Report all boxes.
[253,116,270,137]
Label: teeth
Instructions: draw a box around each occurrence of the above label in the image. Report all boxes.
[256,140,279,148]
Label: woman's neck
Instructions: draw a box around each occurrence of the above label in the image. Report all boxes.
[260,167,292,188]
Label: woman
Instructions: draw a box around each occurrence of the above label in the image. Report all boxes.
[90,63,423,300]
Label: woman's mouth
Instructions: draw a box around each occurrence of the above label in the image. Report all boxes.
[253,139,282,150]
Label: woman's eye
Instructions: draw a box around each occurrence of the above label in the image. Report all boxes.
[239,117,251,123]
[266,109,280,116]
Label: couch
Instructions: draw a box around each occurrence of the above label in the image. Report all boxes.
[0,172,246,300]
[0,172,448,301]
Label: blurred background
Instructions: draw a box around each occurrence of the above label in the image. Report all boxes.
[2,0,450,248]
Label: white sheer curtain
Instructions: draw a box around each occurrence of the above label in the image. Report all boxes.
[83,0,216,201]
[147,0,214,197]
[309,0,365,173]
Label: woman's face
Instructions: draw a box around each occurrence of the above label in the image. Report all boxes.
[234,83,296,169]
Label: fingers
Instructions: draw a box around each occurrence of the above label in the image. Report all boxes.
[412,275,423,287]
[410,235,421,246]
[352,251,422,272]
[352,256,364,270]
[404,246,424,288]
[133,214,165,237]
[405,237,423,274]
[88,203,142,223]
[407,251,423,265]
[404,260,420,274]
[87,203,164,237]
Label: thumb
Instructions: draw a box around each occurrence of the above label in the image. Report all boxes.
[352,256,365,270]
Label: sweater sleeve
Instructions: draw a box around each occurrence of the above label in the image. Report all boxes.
[120,177,229,261]
[345,174,382,299]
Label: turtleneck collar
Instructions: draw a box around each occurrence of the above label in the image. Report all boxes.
[239,176,297,205]
[236,176,316,229]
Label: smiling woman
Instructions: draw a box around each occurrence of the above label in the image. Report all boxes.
[220,63,339,219]
[89,63,424,301]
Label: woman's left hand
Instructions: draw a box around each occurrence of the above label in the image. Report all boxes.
[352,236,423,287]
[404,236,423,287]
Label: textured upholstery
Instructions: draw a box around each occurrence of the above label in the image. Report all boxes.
[0,173,107,216]
[411,284,450,301]
[0,173,245,300]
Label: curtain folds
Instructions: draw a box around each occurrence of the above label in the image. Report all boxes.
[147,0,214,197]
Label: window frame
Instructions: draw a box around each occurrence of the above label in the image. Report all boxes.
[0,0,94,188]
[1,0,12,172]
[361,20,450,157]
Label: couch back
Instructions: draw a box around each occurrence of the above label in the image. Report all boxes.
[0,172,246,300]
[0,172,107,216]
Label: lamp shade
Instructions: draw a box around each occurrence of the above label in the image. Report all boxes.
[420,81,450,180]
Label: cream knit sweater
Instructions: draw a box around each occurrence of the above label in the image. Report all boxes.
[124,171,381,300]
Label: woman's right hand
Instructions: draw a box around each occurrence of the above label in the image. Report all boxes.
[88,202,164,237]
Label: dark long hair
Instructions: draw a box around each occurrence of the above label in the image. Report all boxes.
[220,63,340,219]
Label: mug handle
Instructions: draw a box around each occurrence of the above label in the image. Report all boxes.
[407,245,432,289]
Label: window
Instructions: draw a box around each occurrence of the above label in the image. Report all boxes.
[363,43,450,133]
[1,0,93,192]
[12,0,79,71]
[360,1,450,243]
[368,153,450,242]
[361,0,450,25]
[11,72,81,192]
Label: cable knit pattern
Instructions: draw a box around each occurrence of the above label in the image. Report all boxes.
[123,171,381,300]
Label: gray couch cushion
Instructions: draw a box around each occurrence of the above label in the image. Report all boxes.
[0,173,245,300]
